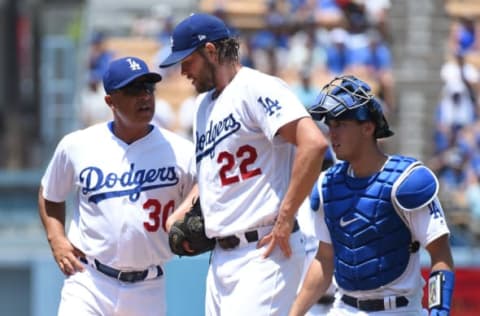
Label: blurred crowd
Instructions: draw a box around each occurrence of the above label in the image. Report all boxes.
[81,1,480,242]
[82,0,395,136]
[427,15,480,243]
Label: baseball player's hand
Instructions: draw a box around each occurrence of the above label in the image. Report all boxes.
[168,198,216,256]
[166,213,178,233]
[258,217,295,258]
[429,309,449,316]
[167,214,195,253]
[49,235,85,276]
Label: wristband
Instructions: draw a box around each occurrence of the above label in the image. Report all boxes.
[428,270,455,311]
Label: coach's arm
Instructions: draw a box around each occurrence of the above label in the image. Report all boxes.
[38,185,85,276]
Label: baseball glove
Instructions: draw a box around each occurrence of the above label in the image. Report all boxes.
[168,198,216,256]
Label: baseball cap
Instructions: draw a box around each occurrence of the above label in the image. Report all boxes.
[159,13,231,68]
[103,56,162,94]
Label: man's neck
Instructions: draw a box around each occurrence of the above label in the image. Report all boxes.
[213,63,241,99]
[349,150,388,178]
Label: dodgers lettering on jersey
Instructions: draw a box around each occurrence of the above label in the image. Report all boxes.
[429,201,443,219]
[196,113,241,162]
[80,163,179,203]
[258,96,282,116]
[194,67,309,237]
[41,124,196,269]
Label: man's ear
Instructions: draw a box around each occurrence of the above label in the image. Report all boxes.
[363,121,376,137]
[204,42,217,59]
[104,95,114,109]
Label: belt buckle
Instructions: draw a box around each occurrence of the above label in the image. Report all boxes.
[117,271,125,282]
[218,236,240,249]
[117,271,137,283]
[355,298,368,310]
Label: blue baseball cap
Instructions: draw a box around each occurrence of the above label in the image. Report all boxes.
[159,13,231,68]
[103,56,162,94]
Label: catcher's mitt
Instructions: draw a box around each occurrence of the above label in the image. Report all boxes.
[168,198,216,256]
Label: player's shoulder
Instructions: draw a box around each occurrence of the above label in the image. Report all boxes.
[153,126,194,149]
[391,155,439,211]
[236,67,299,110]
[238,67,288,88]
[58,122,109,147]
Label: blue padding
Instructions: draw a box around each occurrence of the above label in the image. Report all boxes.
[429,270,455,315]
[310,185,320,211]
[396,166,437,209]
[441,270,455,309]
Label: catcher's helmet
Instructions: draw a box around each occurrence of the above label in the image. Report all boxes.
[308,75,394,139]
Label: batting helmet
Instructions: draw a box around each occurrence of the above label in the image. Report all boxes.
[308,75,394,139]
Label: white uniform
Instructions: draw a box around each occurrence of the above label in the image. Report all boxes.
[312,161,451,316]
[41,122,196,316]
[297,199,335,316]
[194,67,307,316]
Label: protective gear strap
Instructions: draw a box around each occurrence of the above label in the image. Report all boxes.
[310,185,320,211]
[428,270,455,315]
[310,172,327,211]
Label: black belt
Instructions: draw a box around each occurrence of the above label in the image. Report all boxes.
[217,219,300,250]
[80,257,163,283]
[341,294,408,311]
[317,295,335,305]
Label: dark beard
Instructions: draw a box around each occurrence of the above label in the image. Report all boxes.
[195,53,216,94]
[195,79,214,94]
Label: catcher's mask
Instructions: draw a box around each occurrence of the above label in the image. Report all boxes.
[308,75,394,139]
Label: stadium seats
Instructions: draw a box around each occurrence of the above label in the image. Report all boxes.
[445,0,480,18]
[104,37,160,64]
[199,0,267,30]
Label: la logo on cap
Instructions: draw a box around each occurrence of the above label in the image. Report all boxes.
[126,58,142,71]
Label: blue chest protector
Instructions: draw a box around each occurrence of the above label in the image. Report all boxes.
[322,155,418,291]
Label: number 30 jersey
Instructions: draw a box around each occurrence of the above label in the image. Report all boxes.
[41,123,196,269]
[194,67,309,237]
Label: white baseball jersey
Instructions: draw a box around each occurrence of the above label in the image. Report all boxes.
[193,67,309,237]
[312,159,450,315]
[41,122,196,270]
[297,198,320,252]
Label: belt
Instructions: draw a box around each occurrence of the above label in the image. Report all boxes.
[80,257,163,283]
[217,219,300,250]
[341,294,409,311]
[317,295,335,305]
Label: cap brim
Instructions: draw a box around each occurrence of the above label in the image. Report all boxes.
[142,72,163,83]
[110,72,162,92]
[159,47,197,68]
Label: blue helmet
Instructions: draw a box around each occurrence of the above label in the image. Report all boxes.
[308,75,394,139]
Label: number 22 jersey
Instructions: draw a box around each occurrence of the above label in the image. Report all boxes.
[194,67,309,237]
